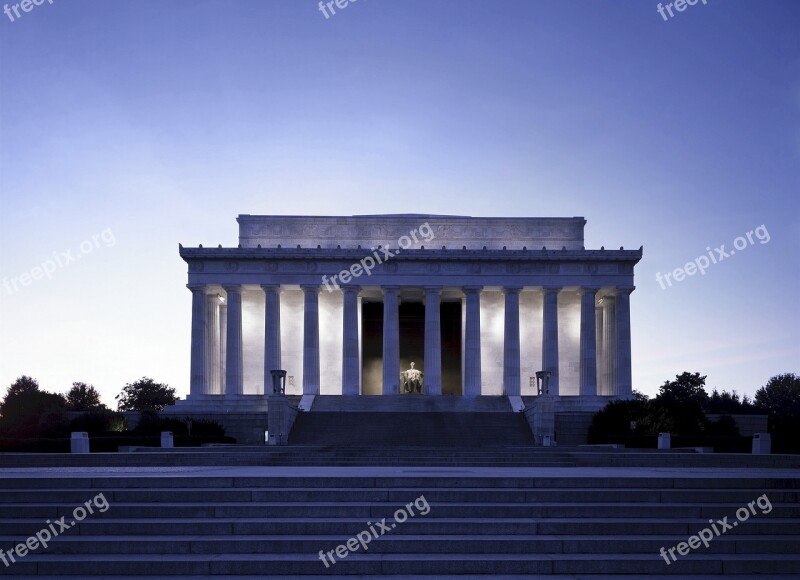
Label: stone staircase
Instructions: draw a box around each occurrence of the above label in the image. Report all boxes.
[308,395,516,413]
[0,469,798,577]
[289,413,534,447]
[1,446,798,469]
[289,395,535,447]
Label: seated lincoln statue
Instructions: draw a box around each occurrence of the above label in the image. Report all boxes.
[400,362,424,395]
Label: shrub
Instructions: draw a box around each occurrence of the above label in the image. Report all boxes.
[132,414,226,437]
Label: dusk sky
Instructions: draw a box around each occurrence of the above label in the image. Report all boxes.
[1,0,798,406]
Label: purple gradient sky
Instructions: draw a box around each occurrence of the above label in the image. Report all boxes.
[1,0,798,406]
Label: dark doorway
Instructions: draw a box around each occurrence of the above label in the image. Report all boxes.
[360,299,462,395]
[361,302,383,395]
[441,302,462,395]
[399,302,425,384]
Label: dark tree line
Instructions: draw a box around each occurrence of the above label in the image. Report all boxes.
[589,372,800,453]
[0,376,176,438]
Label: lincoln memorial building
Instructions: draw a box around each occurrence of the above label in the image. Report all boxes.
[167,214,642,443]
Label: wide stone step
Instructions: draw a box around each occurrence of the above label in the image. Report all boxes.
[2,517,799,537]
[2,552,799,576]
[2,488,797,507]
[7,533,795,555]
[4,449,799,469]
[0,474,796,489]
[2,501,798,519]
[15,576,800,580]
[15,577,800,580]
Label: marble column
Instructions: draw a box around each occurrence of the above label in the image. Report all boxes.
[342,286,361,395]
[615,287,634,399]
[541,287,560,396]
[594,304,604,395]
[602,296,617,396]
[262,285,282,393]
[188,285,207,397]
[503,287,522,396]
[302,285,321,395]
[579,287,600,398]
[222,285,243,396]
[382,286,400,395]
[219,304,227,394]
[205,294,221,395]
[463,286,482,397]
[423,287,442,396]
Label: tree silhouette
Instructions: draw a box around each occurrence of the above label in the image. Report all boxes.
[0,376,67,437]
[65,382,105,411]
[116,377,176,412]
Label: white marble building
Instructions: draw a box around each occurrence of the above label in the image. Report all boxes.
[174,214,641,408]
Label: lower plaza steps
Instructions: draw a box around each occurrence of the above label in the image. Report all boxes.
[0,461,799,577]
[1,398,798,577]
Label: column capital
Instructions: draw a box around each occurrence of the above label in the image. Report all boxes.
[341,285,361,295]
[542,286,562,295]
[187,284,207,294]
[261,284,282,294]
[382,285,400,295]
[423,286,443,294]
[300,284,320,293]
[221,284,242,294]
[503,286,523,295]
[579,287,601,296]
[462,285,483,295]
[615,286,636,296]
